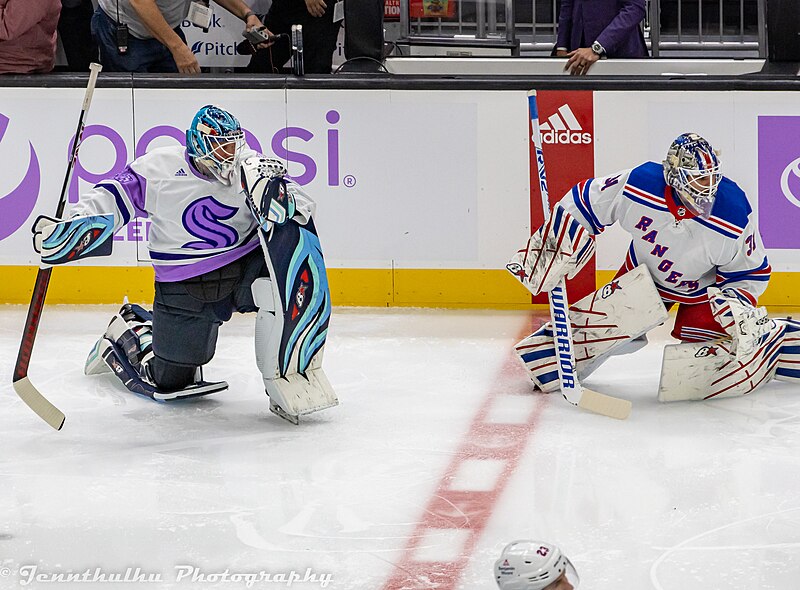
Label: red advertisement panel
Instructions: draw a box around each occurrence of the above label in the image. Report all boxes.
[528,90,596,303]
[384,0,400,20]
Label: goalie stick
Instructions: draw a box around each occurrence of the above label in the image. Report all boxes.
[12,62,103,430]
[527,90,631,420]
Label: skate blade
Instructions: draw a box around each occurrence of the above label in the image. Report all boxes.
[269,401,300,425]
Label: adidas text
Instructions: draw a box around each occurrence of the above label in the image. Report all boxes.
[542,130,592,145]
[540,104,592,145]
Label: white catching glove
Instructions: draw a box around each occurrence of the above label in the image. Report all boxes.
[240,156,295,230]
[506,204,595,296]
[708,287,773,360]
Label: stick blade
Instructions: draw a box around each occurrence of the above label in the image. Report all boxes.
[577,388,631,420]
[13,377,65,430]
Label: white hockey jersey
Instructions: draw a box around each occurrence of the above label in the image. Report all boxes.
[69,146,315,282]
[559,161,770,306]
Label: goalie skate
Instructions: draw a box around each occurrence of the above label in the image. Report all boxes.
[85,304,228,401]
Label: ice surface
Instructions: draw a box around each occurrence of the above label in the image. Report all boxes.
[1,305,799,589]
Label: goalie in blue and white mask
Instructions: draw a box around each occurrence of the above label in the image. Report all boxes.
[31,104,336,423]
[507,132,800,402]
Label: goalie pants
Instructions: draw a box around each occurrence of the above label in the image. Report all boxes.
[667,301,728,342]
[150,248,267,390]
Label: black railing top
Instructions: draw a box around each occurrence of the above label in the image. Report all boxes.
[1,71,798,92]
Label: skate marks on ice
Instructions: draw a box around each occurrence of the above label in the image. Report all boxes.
[651,506,800,590]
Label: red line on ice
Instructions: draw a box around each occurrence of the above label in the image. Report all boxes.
[381,318,548,590]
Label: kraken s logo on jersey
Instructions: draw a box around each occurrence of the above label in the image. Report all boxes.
[182,196,240,249]
[540,104,592,145]
[780,156,800,209]
[0,113,41,241]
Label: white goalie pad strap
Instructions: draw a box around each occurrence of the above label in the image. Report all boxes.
[507,204,596,296]
[775,318,800,383]
[658,321,786,402]
[516,264,669,392]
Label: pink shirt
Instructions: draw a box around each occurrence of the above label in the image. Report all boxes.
[0,0,61,74]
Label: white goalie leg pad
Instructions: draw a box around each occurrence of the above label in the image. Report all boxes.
[252,277,338,424]
[252,277,281,380]
[516,264,669,392]
[658,321,786,401]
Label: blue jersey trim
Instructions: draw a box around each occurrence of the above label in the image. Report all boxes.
[708,177,752,229]
[581,180,604,233]
[96,182,131,225]
[622,190,670,213]
[149,229,258,261]
[571,182,602,234]
[690,216,740,239]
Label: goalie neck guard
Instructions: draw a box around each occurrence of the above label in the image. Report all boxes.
[495,541,580,590]
[186,105,245,186]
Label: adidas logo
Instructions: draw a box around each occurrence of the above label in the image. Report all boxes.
[175,168,188,177]
[540,104,592,145]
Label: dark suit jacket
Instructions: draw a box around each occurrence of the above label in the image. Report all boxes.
[556,0,648,58]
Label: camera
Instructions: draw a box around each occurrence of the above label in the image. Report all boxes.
[243,27,279,46]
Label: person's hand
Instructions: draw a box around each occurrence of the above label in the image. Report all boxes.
[555,49,569,57]
[172,43,201,74]
[305,0,327,18]
[564,47,599,76]
[245,15,275,49]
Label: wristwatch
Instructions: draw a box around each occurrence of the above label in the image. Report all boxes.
[591,41,606,56]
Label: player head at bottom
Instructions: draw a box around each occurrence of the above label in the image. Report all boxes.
[495,540,580,590]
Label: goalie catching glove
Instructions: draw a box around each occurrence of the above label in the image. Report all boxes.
[507,204,595,296]
[32,213,114,266]
[240,156,295,231]
[708,287,773,360]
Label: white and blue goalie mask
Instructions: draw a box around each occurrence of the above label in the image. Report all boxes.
[186,105,246,186]
[663,132,722,219]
